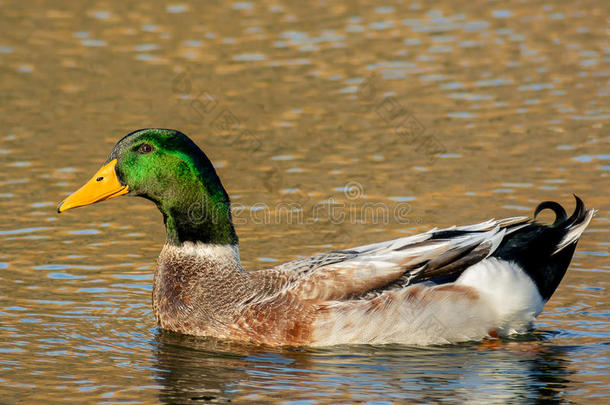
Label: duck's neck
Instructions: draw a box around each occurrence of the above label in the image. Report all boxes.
[155,174,238,246]
[161,242,243,270]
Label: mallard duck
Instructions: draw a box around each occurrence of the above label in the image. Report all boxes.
[57,129,595,346]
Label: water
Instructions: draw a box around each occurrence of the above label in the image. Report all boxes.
[1,0,609,402]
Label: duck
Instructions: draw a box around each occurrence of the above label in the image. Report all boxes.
[57,128,595,346]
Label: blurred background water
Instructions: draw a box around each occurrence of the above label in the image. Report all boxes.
[1,0,608,403]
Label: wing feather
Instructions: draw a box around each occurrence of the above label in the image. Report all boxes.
[260,217,529,301]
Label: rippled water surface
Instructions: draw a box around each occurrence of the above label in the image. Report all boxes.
[1,0,609,403]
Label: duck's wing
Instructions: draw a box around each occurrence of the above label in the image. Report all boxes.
[266,216,529,301]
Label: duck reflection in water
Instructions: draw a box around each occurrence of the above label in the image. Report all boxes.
[153,330,572,404]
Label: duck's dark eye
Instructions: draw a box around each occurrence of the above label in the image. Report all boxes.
[138,143,154,154]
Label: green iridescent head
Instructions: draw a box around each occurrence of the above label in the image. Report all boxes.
[58,128,238,246]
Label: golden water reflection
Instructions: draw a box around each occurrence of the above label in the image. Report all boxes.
[1,0,608,402]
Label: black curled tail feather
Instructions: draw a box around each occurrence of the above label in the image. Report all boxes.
[493,196,592,301]
[566,195,586,226]
[534,201,567,227]
[533,195,586,228]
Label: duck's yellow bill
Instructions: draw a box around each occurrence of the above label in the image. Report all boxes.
[57,159,129,213]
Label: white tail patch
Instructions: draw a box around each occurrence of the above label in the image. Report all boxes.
[456,258,544,335]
